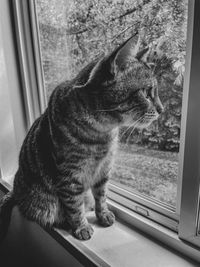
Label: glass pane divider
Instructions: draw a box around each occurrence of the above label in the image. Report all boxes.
[178,0,200,247]
[175,0,194,218]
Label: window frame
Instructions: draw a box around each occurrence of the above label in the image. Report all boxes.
[30,0,200,251]
[12,0,47,126]
[0,0,200,262]
[0,0,47,185]
[0,0,27,184]
[178,0,200,248]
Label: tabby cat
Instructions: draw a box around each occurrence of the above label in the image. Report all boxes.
[0,34,163,241]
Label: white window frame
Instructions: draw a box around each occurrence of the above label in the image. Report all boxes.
[0,0,27,186]
[12,0,47,124]
[178,0,200,248]
[0,0,47,185]
[0,0,200,263]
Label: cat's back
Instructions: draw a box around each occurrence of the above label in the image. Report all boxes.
[15,110,54,183]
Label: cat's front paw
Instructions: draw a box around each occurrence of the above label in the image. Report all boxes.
[73,224,94,240]
[97,210,115,227]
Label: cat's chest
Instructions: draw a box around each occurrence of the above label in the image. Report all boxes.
[77,139,118,188]
[84,147,111,177]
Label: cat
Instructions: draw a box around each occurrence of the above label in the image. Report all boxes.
[0,34,163,241]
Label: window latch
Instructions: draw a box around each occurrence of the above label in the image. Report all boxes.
[135,206,149,217]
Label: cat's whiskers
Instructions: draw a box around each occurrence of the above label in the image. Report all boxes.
[120,124,135,141]
[120,111,140,140]
[139,114,151,126]
[96,104,142,113]
[125,115,146,145]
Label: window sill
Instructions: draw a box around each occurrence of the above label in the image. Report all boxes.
[52,201,199,267]
[0,182,199,267]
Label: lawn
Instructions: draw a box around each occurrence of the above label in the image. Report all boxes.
[110,143,179,207]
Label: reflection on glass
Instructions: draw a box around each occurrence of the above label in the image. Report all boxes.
[36,0,188,207]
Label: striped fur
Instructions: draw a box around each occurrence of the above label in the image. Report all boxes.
[0,36,163,240]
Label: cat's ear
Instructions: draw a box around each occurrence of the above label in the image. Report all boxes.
[87,32,147,85]
[113,33,141,72]
[114,36,150,71]
[135,47,149,61]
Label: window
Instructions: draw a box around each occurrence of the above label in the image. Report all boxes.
[1,0,200,261]
[34,0,187,229]
[33,0,200,249]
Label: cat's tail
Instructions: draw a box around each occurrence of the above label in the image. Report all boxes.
[0,191,15,242]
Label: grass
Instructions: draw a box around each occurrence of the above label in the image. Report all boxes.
[110,143,179,207]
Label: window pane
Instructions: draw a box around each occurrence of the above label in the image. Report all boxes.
[35,0,188,208]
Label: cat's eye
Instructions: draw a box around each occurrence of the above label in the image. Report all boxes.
[141,88,147,97]
[147,86,154,98]
[142,87,153,99]
[103,79,116,87]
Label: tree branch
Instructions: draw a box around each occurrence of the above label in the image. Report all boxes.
[68,0,151,35]
[39,0,151,37]
[111,25,137,42]
[111,0,151,22]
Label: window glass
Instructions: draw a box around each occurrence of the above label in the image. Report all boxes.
[35,0,188,208]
